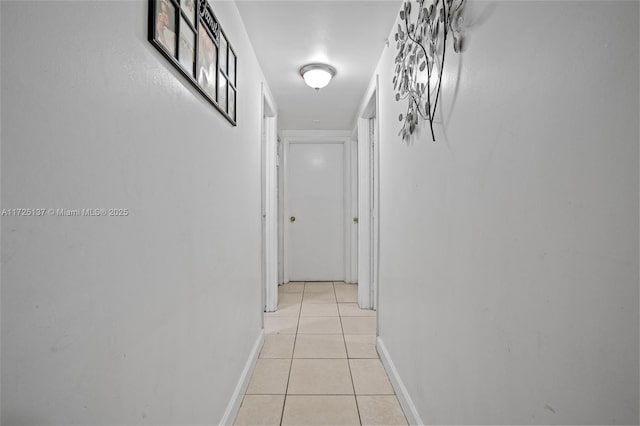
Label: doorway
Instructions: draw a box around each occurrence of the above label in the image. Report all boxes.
[357,78,379,310]
[262,83,278,313]
[283,133,354,283]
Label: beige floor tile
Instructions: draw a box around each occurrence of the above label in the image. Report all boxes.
[349,359,394,395]
[341,317,376,334]
[279,283,304,293]
[303,291,337,304]
[293,334,347,358]
[265,303,301,318]
[279,293,303,305]
[264,316,298,335]
[334,284,358,303]
[298,316,343,334]
[344,334,378,358]
[246,359,291,395]
[260,334,296,359]
[304,285,335,295]
[282,395,360,426]
[234,395,285,425]
[287,359,354,394]
[305,281,334,288]
[338,303,376,317]
[301,303,339,317]
[357,395,408,426]
[333,281,346,284]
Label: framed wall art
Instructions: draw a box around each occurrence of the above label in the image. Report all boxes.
[149,0,237,125]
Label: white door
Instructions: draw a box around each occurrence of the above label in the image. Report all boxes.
[287,142,345,281]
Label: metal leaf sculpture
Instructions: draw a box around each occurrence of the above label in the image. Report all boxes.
[394,0,466,141]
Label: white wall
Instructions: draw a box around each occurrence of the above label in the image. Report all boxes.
[1,1,267,424]
[372,1,639,424]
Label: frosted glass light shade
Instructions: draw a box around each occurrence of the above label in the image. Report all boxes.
[300,64,336,90]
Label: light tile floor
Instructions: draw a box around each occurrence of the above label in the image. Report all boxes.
[234,282,408,426]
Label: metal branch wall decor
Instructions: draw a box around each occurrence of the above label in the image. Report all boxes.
[393,0,465,141]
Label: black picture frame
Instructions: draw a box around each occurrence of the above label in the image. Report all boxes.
[149,0,237,126]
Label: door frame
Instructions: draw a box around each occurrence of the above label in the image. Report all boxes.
[345,136,358,284]
[356,76,380,310]
[281,130,354,283]
[262,83,278,313]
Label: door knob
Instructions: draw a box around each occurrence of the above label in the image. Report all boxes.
[290,216,296,222]
[353,217,359,223]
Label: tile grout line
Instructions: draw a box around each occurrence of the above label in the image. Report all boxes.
[336,281,363,426]
[279,282,304,426]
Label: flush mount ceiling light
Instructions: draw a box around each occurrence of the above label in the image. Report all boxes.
[299,63,336,90]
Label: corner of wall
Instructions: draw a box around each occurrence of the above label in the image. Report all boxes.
[219,332,264,426]
[376,337,424,426]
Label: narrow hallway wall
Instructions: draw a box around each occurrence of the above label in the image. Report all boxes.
[372,1,639,424]
[1,1,268,424]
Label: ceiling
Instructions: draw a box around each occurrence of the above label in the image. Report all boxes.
[235,0,402,130]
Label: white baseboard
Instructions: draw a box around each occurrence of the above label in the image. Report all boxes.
[377,337,425,426]
[219,332,264,426]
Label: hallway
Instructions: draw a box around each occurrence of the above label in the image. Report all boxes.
[1,1,638,424]
[234,282,407,425]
